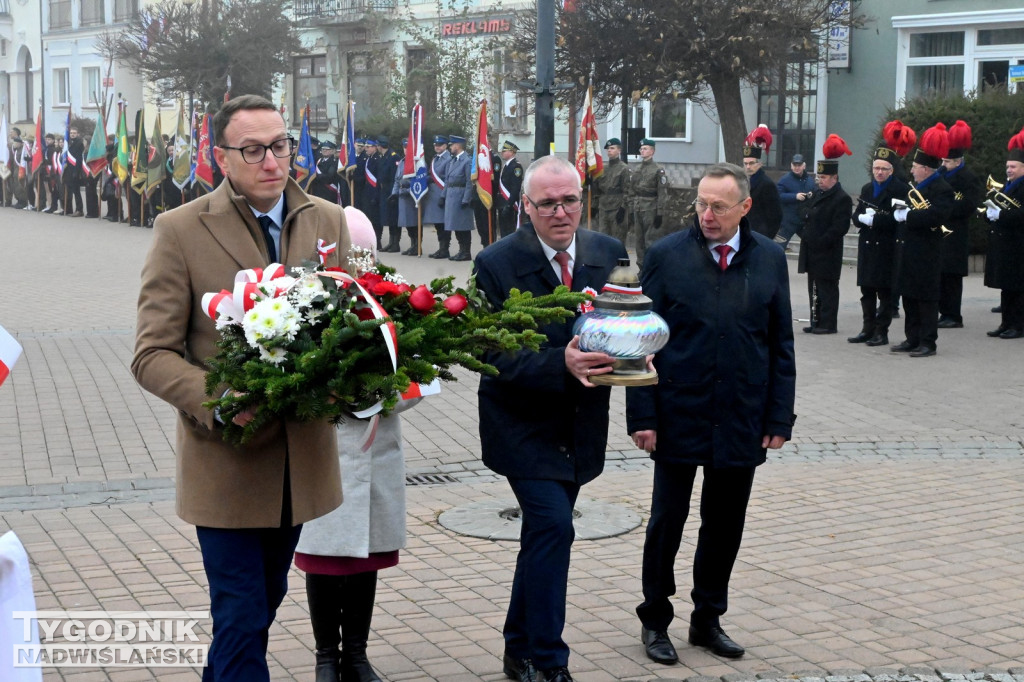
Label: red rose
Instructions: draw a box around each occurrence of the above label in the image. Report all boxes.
[442,293,468,316]
[396,283,412,294]
[373,281,402,297]
[354,305,376,321]
[358,272,384,290]
[408,285,436,313]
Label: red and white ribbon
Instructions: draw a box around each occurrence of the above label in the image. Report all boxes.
[317,239,337,265]
[601,283,643,295]
[201,263,289,322]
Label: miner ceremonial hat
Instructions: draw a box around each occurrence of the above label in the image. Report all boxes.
[742,124,773,160]
[946,120,972,159]
[605,138,622,149]
[501,140,519,152]
[1006,127,1024,163]
[875,120,916,164]
[913,123,949,169]
[449,134,467,145]
[433,135,449,145]
[320,140,337,150]
[817,134,852,175]
[640,138,656,147]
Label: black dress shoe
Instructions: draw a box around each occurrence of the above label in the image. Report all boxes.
[987,326,1008,337]
[890,341,915,352]
[802,326,815,334]
[936,317,963,329]
[641,627,678,664]
[909,346,936,357]
[428,249,449,259]
[688,624,744,658]
[847,331,872,343]
[401,245,419,255]
[811,327,837,335]
[313,648,340,682]
[992,305,1002,313]
[449,250,471,261]
[502,653,537,682]
[381,243,401,253]
[999,328,1024,339]
[865,333,888,347]
[539,666,572,682]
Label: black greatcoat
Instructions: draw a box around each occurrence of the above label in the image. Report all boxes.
[747,168,782,239]
[626,219,796,468]
[984,178,1024,292]
[473,226,627,484]
[797,182,852,281]
[852,177,910,288]
[940,164,982,277]
[895,175,953,301]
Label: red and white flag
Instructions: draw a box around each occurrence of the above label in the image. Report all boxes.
[575,84,603,184]
[0,324,22,387]
[471,100,493,210]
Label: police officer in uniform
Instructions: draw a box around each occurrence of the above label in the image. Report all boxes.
[377,135,402,252]
[628,138,668,269]
[362,139,383,249]
[496,140,523,239]
[594,137,629,245]
[391,138,421,255]
[352,138,368,213]
[425,135,450,258]
[938,120,982,329]
[309,140,348,206]
[441,134,475,261]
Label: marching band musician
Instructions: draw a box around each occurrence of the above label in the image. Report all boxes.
[938,120,982,330]
[982,126,1024,340]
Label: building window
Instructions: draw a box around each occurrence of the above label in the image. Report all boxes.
[113,0,138,23]
[81,0,103,26]
[49,0,72,29]
[82,67,102,108]
[293,55,328,131]
[406,48,437,115]
[650,95,689,140]
[909,31,963,58]
[906,64,965,98]
[54,68,71,106]
[758,59,818,169]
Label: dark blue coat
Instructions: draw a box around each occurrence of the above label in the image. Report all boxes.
[984,176,1024,292]
[626,219,796,469]
[473,225,628,484]
[777,170,816,236]
[896,173,952,300]
[853,177,909,289]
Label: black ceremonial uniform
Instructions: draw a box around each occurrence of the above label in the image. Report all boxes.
[797,182,852,332]
[497,156,523,239]
[938,162,982,325]
[983,176,1024,336]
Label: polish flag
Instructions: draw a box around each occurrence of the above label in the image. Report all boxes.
[0,325,22,387]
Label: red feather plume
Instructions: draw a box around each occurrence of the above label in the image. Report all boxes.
[744,124,773,153]
[822,134,852,160]
[882,120,917,157]
[918,122,950,160]
[1007,127,1024,152]
[947,120,972,151]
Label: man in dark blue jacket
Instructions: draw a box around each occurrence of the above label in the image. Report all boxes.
[627,163,796,663]
[474,155,627,682]
[775,154,815,250]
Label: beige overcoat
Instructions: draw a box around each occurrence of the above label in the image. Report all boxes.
[131,178,351,528]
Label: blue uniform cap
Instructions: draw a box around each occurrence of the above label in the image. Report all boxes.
[448,134,466,145]
[433,135,449,145]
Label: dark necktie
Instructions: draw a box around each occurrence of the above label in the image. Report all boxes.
[715,244,731,272]
[553,251,572,289]
[258,214,278,263]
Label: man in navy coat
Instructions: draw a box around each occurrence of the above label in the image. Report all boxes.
[628,163,796,663]
[473,155,627,682]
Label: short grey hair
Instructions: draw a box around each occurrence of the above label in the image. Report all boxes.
[703,163,750,200]
[522,155,581,198]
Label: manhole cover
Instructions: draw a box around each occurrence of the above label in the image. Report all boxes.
[439,498,641,541]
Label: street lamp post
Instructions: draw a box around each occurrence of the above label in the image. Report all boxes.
[181,0,196,121]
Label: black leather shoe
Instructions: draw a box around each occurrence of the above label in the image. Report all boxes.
[890,341,915,352]
[313,648,340,682]
[802,326,815,334]
[688,624,744,658]
[847,331,872,343]
[909,346,936,357]
[999,328,1024,339]
[428,249,449,259]
[865,333,888,347]
[937,317,963,329]
[401,245,418,256]
[992,305,1002,313]
[641,627,678,664]
[539,666,573,682]
[811,327,837,335]
[502,653,538,682]
[381,243,401,253]
[449,250,471,261]
[987,326,1008,337]
[339,651,381,682]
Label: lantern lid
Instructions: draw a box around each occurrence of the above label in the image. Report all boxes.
[592,258,653,311]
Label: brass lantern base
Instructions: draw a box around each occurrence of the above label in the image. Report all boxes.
[589,357,659,386]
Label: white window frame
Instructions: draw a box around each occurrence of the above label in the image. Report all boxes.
[53,67,71,106]
[893,9,1024,101]
[82,66,102,108]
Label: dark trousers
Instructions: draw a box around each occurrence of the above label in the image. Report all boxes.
[807,277,839,331]
[65,182,83,214]
[498,208,518,239]
[1000,290,1024,330]
[637,462,756,631]
[859,286,893,335]
[474,202,495,248]
[938,273,964,323]
[196,524,302,682]
[902,296,939,350]
[504,477,580,671]
[85,175,100,217]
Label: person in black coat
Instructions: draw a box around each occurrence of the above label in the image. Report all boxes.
[362,140,382,249]
[938,122,982,329]
[742,148,782,239]
[473,155,626,682]
[797,157,852,334]
[850,147,911,346]
[982,128,1024,339]
[64,126,86,216]
[497,140,524,239]
[377,135,402,252]
[627,162,795,663]
[890,130,955,357]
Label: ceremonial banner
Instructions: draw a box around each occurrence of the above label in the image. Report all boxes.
[112,103,131,184]
[171,102,192,190]
[341,101,357,172]
[145,114,166,192]
[194,114,215,192]
[29,109,44,178]
[85,109,108,177]
[0,324,22,388]
[470,100,492,210]
[574,85,603,183]
[0,112,10,180]
[292,104,316,191]
[404,104,428,205]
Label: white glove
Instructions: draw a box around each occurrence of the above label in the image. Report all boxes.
[987,206,1001,222]
[858,212,874,227]
[893,207,909,223]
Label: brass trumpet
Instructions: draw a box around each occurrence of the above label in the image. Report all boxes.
[906,189,953,237]
[977,175,1021,215]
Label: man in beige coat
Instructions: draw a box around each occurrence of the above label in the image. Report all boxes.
[131,94,350,682]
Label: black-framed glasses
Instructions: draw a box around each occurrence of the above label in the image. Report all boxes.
[220,136,296,164]
[525,194,584,217]
[693,199,743,216]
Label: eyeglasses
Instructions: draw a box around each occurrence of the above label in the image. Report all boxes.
[525,194,583,217]
[220,137,296,164]
[693,199,743,216]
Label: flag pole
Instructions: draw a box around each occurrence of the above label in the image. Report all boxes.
[417,203,423,257]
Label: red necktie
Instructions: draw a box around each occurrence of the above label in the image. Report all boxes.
[554,251,573,289]
[715,244,731,272]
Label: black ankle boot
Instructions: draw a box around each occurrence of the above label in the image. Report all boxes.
[315,648,341,682]
[339,571,381,682]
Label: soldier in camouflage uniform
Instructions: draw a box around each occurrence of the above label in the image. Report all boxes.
[594,137,630,245]
[628,138,669,269]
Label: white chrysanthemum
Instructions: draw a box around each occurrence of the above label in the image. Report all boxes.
[242,296,300,346]
[292,275,327,307]
[259,346,288,365]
